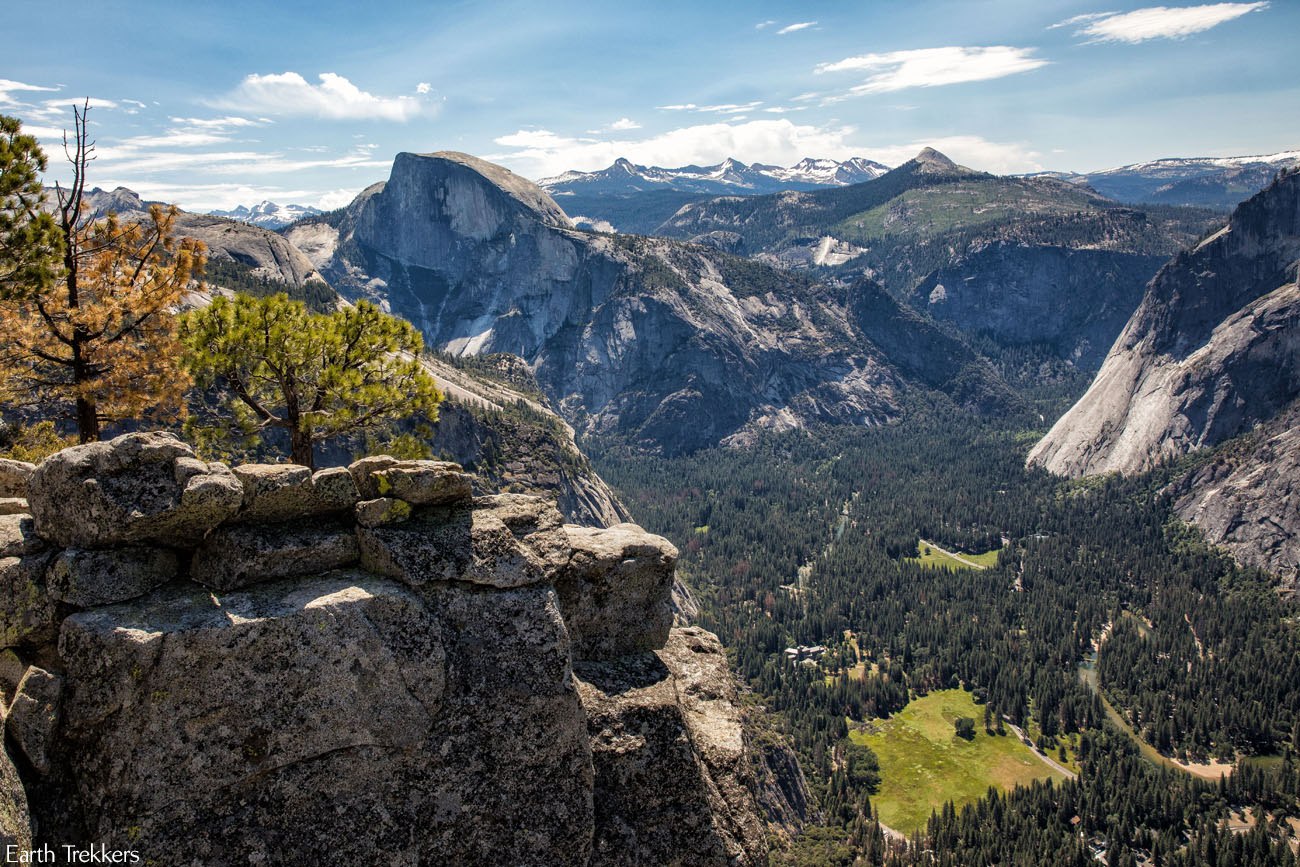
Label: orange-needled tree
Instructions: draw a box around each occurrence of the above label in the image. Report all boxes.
[0,104,205,442]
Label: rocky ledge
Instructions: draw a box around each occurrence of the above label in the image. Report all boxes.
[0,431,799,864]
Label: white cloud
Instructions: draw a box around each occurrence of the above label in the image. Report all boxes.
[755,19,777,29]
[0,79,59,108]
[317,187,365,209]
[490,118,861,178]
[587,117,642,133]
[776,21,817,35]
[97,181,322,213]
[214,72,430,121]
[815,46,1048,95]
[1056,2,1267,43]
[169,115,265,129]
[416,82,432,94]
[42,96,119,111]
[863,135,1043,174]
[1047,11,1116,28]
[657,101,763,114]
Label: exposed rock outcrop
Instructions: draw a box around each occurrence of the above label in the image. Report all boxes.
[1173,405,1300,584]
[910,244,1166,368]
[575,628,768,865]
[417,352,633,527]
[0,432,794,864]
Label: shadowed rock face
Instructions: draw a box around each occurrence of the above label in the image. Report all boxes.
[1029,170,1300,477]
[911,244,1166,369]
[0,432,802,864]
[297,151,1010,455]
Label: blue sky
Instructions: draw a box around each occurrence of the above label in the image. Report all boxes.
[2,0,1295,211]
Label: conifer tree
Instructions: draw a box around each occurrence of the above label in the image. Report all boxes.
[0,114,62,300]
[179,292,443,468]
[0,104,204,441]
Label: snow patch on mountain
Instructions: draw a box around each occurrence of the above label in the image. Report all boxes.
[538,156,890,196]
[208,200,324,230]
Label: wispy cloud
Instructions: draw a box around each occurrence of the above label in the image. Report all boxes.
[755,19,777,30]
[0,79,60,108]
[776,21,817,35]
[815,46,1048,96]
[490,119,860,178]
[212,72,432,121]
[657,101,763,114]
[1053,2,1267,43]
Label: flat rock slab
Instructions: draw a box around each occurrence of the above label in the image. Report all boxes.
[358,496,567,588]
[53,573,447,860]
[232,464,358,523]
[47,546,180,608]
[0,500,28,517]
[349,456,472,505]
[0,515,45,559]
[27,432,242,548]
[190,521,360,591]
[0,460,34,500]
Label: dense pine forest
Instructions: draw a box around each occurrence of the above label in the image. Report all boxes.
[591,376,1300,865]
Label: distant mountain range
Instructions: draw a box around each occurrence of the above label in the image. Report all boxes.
[1036,150,1300,211]
[538,156,890,197]
[207,200,323,230]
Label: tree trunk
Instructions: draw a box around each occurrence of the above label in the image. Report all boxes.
[75,397,99,444]
[289,426,315,470]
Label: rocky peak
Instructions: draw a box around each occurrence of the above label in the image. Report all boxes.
[912,147,959,171]
[394,150,572,231]
[312,151,944,454]
[0,431,803,862]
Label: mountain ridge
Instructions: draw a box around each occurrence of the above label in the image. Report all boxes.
[208,200,323,230]
[538,155,890,197]
[286,149,1014,455]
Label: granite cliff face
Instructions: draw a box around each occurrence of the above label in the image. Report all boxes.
[1029,170,1300,580]
[1173,405,1300,584]
[1029,170,1300,476]
[0,432,804,863]
[417,352,631,527]
[911,245,1167,368]
[289,152,1010,454]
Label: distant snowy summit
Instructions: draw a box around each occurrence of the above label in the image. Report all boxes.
[1032,150,1300,210]
[207,200,324,230]
[538,156,890,196]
